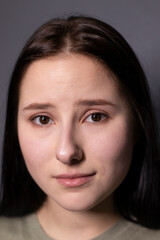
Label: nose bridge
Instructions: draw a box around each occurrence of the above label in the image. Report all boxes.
[55,121,83,164]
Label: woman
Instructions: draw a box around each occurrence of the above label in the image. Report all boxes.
[0,15,160,239]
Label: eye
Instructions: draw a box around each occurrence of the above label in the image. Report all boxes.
[31,115,53,125]
[85,112,108,123]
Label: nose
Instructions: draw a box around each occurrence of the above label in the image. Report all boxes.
[55,126,84,165]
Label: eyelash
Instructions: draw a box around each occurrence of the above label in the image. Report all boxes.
[84,112,108,123]
[30,112,109,126]
[30,115,54,126]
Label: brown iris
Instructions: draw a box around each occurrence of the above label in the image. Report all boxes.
[91,113,103,122]
[39,116,50,124]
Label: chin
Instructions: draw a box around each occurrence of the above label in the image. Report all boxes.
[50,192,107,212]
[57,201,96,212]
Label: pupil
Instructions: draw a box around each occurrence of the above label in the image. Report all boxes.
[40,116,49,124]
[92,113,101,121]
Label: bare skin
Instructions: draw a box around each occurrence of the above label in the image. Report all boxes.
[37,195,120,240]
[18,54,135,239]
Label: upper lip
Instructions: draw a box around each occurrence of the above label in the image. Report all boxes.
[54,172,96,179]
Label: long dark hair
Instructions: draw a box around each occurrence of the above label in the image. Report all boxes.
[1,15,160,228]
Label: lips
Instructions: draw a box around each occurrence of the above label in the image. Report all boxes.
[54,172,96,187]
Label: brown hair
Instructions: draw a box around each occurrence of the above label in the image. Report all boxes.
[1,15,160,228]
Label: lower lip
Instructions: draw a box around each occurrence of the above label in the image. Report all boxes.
[55,175,95,187]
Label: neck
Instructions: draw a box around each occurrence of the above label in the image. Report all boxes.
[37,196,121,240]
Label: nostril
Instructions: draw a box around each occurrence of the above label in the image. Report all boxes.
[55,147,84,165]
[70,151,85,165]
[55,129,84,165]
[70,159,81,165]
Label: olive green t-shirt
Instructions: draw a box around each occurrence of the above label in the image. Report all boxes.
[0,213,160,240]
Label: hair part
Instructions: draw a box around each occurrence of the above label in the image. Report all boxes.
[1,15,160,228]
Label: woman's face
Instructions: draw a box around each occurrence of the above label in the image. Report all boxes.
[18,54,135,211]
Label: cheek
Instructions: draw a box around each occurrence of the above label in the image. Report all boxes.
[18,127,56,194]
[85,119,134,180]
[18,125,54,175]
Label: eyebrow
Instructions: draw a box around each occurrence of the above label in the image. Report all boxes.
[22,99,116,111]
[23,103,55,111]
[74,99,116,107]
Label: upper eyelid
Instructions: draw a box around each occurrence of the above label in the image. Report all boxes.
[82,111,109,123]
[30,114,54,124]
[29,110,110,123]
[30,112,53,120]
[83,109,109,118]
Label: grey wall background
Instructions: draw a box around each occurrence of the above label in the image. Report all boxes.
[0,0,160,165]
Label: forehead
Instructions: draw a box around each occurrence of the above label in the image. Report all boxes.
[19,54,125,106]
[21,54,116,82]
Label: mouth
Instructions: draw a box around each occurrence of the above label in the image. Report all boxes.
[54,172,96,187]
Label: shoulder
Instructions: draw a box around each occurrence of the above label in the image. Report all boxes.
[0,215,23,239]
[0,214,36,240]
[115,219,160,240]
[96,218,160,240]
